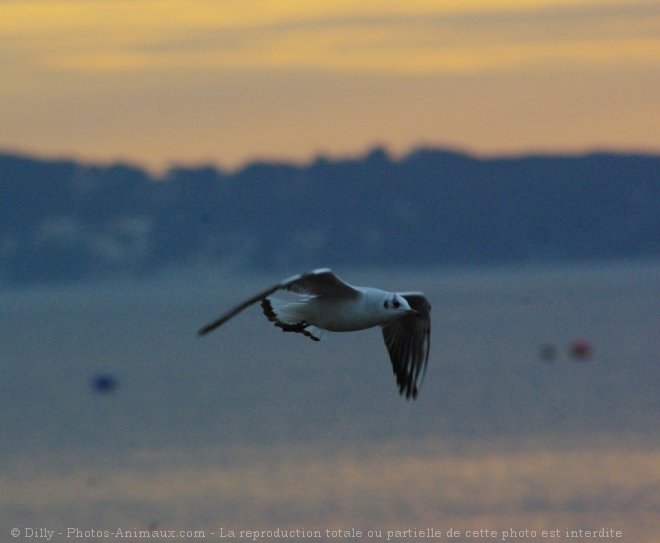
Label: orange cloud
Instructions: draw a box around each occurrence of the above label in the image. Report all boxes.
[2,0,658,74]
[1,0,658,167]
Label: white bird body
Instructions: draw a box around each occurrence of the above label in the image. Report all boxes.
[199,268,431,399]
[274,287,406,332]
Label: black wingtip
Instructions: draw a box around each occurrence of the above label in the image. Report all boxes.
[197,321,219,336]
[397,381,419,400]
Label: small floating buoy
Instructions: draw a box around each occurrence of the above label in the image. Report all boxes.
[91,373,119,393]
[569,338,593,361]
[539,344,558,362]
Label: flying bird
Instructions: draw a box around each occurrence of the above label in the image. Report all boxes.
[198,268,431,399]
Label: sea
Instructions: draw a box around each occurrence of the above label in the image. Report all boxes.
[1,261,658,542]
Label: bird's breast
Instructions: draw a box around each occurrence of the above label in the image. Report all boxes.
[303,297,384,332]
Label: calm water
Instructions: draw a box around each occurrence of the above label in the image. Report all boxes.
[2,261,658,456]
[2,262,659,540]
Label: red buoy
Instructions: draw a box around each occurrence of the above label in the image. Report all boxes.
[569,338,593,361]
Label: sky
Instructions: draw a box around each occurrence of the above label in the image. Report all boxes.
[1,0,659,170]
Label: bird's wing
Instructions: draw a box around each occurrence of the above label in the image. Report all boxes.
[198,268,359,336]
[282,268,359,298]
[381,292,431,400]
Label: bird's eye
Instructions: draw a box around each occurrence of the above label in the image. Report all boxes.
[393,299,400,308]
[383,301,389,309]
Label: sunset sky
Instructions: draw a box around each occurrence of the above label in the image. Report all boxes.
[1,0,658,170]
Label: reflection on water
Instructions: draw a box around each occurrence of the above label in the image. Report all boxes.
[2,437,657,540]
[1,262,659,541]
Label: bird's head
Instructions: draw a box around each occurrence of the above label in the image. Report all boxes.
[382,294,417,316]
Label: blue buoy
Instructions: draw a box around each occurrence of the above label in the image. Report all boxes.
[91,373,119,393]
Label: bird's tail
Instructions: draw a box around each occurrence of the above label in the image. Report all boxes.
[260,297,324,342]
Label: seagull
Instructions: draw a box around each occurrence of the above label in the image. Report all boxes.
[198,268,431,399]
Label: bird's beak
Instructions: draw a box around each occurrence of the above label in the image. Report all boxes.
[408,309,420,316]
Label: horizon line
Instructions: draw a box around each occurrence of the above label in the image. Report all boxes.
[2,142,659,176]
